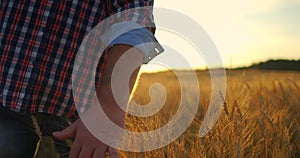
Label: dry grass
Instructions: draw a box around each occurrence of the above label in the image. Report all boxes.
[35,69,300,158]
[119,69,300,158]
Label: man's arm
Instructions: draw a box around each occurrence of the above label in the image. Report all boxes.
[96,44,143,128]
[53,0,161,157]
[53,45,143,158]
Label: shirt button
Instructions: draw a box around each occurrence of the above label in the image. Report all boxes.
[38,31,44,36]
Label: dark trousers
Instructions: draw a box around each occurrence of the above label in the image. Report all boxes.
[0,105,74,158]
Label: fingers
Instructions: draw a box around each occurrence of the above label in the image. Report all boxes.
[71,144,108,158]
[93,147,107,158]
[69,141,82,158]
[52,119,119,158]
[52,123,76,140]
[78,147,93,158]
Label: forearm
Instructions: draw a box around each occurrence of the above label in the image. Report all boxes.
[96,44,143,127]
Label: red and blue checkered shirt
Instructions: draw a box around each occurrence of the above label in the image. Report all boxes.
[0,0,160,117]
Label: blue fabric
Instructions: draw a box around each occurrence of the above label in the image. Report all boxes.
[109,27,164,63]
[111,28,155,48]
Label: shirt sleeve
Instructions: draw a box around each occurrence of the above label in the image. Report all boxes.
[109,26,164,64]
[104,0,164,64]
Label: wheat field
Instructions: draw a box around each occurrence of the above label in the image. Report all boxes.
[36,69,300,158]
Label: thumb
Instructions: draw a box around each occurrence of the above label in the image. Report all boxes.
[53,123,76,140]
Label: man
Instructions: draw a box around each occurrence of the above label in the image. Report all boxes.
[0,0,162,157]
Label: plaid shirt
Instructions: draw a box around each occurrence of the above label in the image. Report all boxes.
[0,0,160,117]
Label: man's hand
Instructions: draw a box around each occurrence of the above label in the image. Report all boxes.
[53,45,144,158]
[53,119,118,158]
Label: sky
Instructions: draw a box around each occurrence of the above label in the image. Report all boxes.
[141,0,300,71]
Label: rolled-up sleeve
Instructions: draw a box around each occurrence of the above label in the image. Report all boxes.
[104,0,164,63]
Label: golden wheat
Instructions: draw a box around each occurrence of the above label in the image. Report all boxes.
[35,70,300,158]
[120,70,300,158]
